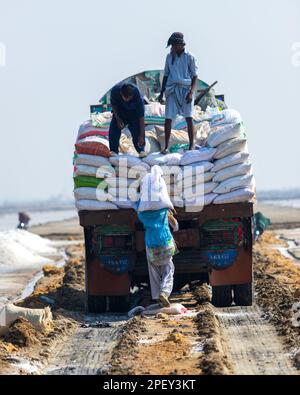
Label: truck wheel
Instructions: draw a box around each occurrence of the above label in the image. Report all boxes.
[108,296,130,313]
[87,295,107,313]
[233,283,253,306]
[211,285,233,307]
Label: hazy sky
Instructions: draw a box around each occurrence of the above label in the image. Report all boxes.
[0,0,299,203]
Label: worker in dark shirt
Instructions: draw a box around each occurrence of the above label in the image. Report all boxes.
[109,82,147,157]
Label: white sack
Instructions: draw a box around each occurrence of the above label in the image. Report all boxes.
[213,163,252,183]
[75,199,118,211]
[180,148,216,165]
[177,162,214,182]
[213,188,255,204]
[214,138,248,160]
[182,182,219,200]
[138,166,174,212]
[213,175,255,194]
[211,109,242,127]
[207,123,243,148]
[74,154,110,167]
[74,187,113,202]
[0,304,53,336]
[212,152,250,172]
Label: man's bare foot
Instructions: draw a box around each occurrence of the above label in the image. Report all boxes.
[188,145,195,151]
[160,149,169,155]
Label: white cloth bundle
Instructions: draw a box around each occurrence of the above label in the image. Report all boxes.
[138,166,174,212]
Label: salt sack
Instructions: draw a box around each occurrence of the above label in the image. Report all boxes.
[0,304,53,336]
[75,200,118,211]
[213,163,252,183]
[213,175,255,194]
[185,193,218,208]
[212,152,250,172]
[74,187,113,202]
[182,182,219,200]
[180,148,216,165]
[109,154,150,169]
[177,172,215,189]
[155,126,189,148]
[213,188,255,204]
[177,162,214,182]
[74,164,115,179]
[74,154,110,167]
[75,136,110,157]
[207,123,244,148]
[105,177,140,189]
[214,138,248,160]
[108,187,140,202]
[210,109,242,127]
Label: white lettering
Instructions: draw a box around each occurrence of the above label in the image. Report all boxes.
[292,42,300,67]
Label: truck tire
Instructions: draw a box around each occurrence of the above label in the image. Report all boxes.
[233,283,253,306]
[211,285,233,307]
[108,296,130,313]
[87,295,107,313]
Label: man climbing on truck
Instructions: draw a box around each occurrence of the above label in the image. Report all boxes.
[158,32,198,154]
[109,82,147,157]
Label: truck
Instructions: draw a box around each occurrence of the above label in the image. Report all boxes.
[77,71,254,313]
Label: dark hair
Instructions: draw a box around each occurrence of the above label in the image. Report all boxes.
[120,84,135,98]
[167,32,186,47]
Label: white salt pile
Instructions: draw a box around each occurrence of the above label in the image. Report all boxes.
[0,230,56,271]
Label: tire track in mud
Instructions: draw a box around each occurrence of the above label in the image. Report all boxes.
[216,305,298,375]
[44,314,127,375]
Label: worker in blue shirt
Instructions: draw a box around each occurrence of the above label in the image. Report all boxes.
[109,82,147,157]
[158,32,198,153]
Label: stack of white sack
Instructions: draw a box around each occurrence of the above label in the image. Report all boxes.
[142,147,217,209]
[108,154,150,209]
[206,109,256,204]
[73,106,256,211]
[73,124,120,211]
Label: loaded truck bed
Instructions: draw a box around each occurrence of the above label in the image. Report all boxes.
[79,202,254,312]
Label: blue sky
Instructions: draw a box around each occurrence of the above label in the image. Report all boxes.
[0,0,299,202]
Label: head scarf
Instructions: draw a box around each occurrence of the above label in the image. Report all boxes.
[166,32,186,48]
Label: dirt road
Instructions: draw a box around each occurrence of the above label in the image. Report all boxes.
[0,225,299,375]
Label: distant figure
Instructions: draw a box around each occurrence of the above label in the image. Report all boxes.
[17,212,30,230]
